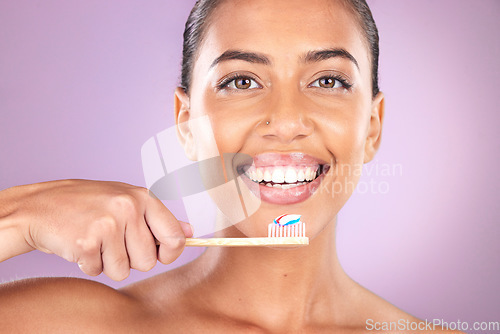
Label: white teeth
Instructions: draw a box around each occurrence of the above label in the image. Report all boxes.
[263,169,272,182]
[269,183,302,190]
[305,167,312,181]
[247,165,321,184]
[256,169,264,182]
[271,168,285,183]
[297,169,305,182]
[284,168,297,184]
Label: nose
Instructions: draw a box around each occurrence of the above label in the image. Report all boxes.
[258,90,314,144]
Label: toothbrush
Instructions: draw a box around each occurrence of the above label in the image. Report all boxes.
[156,214,308,247]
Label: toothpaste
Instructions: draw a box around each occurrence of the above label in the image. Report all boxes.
[273,214,302,226]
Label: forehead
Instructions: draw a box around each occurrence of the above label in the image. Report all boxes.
[196,0,368,68]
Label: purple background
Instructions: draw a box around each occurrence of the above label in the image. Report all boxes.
[1,0,498,328]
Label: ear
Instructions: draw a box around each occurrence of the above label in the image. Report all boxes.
[363,92,385,163]
[174,87,197,160]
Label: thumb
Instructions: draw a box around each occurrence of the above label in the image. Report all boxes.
[178,221,194,238]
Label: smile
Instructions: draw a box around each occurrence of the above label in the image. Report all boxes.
[236,153,331,205]
[244,165,325,189]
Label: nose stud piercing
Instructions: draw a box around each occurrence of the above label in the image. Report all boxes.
[266,121,270,125]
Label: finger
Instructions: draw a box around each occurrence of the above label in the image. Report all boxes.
[145,194,186,264]
[125,216,158,272]
[75,238,103,276]
[101,238,130,281]
[179,221,194,238]
[99,219,130,281]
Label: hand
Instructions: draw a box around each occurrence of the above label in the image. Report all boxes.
[0,180,193,281]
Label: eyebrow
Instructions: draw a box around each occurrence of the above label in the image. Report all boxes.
[209,48,359,69]
[303,48,359,69]
[210,50,271,68]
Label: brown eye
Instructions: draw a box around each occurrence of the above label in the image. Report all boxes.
[220,76,261,90]
[309,76,347,89]
[235,78,252,89]
[319,77,335,88]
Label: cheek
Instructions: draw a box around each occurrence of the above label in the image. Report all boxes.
[197,94,263,155]
[212,121,247,154]
[318,103,369,164]
[337,123,367,162]
[190,117,221,160]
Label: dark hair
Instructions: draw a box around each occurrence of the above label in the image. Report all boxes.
[339,0,380,98]
[180,0,380,98]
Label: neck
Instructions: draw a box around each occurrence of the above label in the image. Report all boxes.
[192,215,356,330]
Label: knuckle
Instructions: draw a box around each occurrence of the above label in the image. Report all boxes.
[135,186,150,198]
[93,215,119,234]
[75,237,100,255]
[109,193,139,216]
[141,187,163,204]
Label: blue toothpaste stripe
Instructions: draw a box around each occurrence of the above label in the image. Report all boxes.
[273,214,301,226]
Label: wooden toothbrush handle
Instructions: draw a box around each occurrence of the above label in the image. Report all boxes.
[155,237,309,247]
[186,237,308,247]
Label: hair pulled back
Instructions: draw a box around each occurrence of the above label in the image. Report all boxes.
[180,0,380,98]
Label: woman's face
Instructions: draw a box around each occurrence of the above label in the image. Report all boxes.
[176,0,384,237]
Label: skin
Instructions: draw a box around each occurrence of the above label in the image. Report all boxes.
[0,0,463,333]
[177,0,383,240]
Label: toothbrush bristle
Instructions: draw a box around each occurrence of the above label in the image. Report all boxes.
[268,222,306,238]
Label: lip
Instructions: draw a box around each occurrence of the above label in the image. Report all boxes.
[237,152,331,205]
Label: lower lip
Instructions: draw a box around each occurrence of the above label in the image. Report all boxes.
[240,174,325,205]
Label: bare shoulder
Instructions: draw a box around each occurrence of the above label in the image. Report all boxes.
[356,289,465,334]
[0,277,151,333]
[120,264,241,332]
[347,283,466,334]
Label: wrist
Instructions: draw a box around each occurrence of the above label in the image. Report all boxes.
[0,185,37,261]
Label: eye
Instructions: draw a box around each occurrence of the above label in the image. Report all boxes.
[218,75,261,90]
[308,75,352,90]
